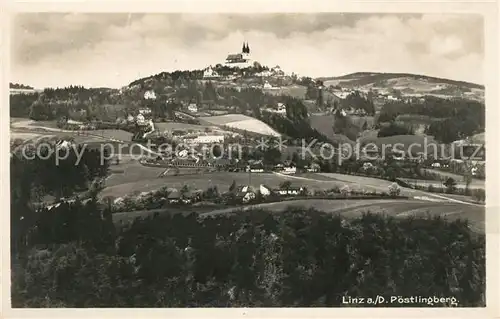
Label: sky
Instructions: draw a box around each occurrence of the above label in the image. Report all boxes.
[11,13,484,89]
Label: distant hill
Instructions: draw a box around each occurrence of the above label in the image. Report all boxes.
[318,72,484,102]
[10,83,34,90]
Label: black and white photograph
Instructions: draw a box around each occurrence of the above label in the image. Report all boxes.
[4,4,497,313]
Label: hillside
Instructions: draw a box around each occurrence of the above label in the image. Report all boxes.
[318,72,484,102]
[199,114,281,137]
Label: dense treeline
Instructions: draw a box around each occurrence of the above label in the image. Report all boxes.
[378,97,484,143]
[339,91,375,115]
[11,203,485,307]
[378,96,484,123]
[377,122,414,137]
[11,143,110,253]
[10,83,35,89]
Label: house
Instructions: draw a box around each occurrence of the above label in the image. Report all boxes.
[56,139,74,150]
[203,66,221,79]
[259,184,271,197]
[276,187,305,196]
[186,135,225,144]
[144,90,157,100]
[282,165,297,175]
[136,113,146,125]
[65,119,84,130]
[431,162,442,168]
[363,162,374,170]
[262,81,275,89]
[235,185,257,203]
[167,189,181,204]
[138,107,152,115]
[127,114,135,122]
[181,190,203,204]
[187,103,198,113]
[256,70,273,77]
[247,160,265,173]
[305,163,320,173]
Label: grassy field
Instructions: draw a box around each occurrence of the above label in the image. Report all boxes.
[154,122,213,132]
[204,199,484,233]
[260,85,307,99]
[421,168,484,187]
[200,114,280,137]
[111,198,484,233]
[400,177,485,190]
[101,161,343,199]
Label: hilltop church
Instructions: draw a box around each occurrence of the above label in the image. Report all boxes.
[225,42,253,68]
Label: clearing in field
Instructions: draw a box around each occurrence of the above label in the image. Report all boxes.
[200,114,280,137]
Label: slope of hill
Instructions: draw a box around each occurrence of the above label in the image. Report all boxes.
[318,72,484,102]
[199,114,281,137]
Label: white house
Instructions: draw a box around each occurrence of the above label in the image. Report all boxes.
[187,135,225,144]
[265,102,286,115]
[203,66,221,79]
[187,103,198,113]
[363,162,374,170]
[259,184,271,196]
[277,187,304,196]
[282,166,297,175]
[127,114,135,122]
[144,90,157,100]
[256,70,273,77]
[138,108,152,115]
[136,113,146,125]
[263,81,274,89]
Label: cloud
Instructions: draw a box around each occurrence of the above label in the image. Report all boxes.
[11,13,484,88]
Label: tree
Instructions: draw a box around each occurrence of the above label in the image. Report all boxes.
[340,185,351,196]
[462,160,474,195]
[443,177,457,194]
[388,183,401,196]
[180,185,190,197]
[279,181,292,190]
[229,180,237,192]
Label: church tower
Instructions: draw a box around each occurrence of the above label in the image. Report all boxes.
[242,42,250,58]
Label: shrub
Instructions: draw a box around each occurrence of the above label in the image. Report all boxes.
[388,183,401,196]
[472,188,486,202]
[340,185,351,196]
